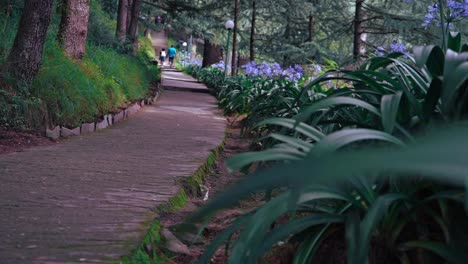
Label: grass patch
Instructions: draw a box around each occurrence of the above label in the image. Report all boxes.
[0,2,160,129]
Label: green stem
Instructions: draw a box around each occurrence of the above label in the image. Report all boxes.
[438,0,446,51]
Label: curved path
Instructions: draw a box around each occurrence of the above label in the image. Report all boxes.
[0,71,225,263]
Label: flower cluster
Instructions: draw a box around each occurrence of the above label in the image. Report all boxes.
[180,53,202,67]
[241,61,304,82]
[423,1,468,29]
[210,61,229,71]
[375,40,409,57]
[390,40,408,53]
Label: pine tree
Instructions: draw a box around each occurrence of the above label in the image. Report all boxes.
[116,0,129,41]
[58,0,92,60]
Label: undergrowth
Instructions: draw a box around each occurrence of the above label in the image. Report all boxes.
[0,1,159,129]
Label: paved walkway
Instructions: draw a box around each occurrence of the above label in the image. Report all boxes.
[162,69,209,93]
[0,70,225,262]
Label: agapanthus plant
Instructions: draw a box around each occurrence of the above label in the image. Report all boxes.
[210,60,229,71]
[424,0,468,28]
[375,40,410,57]
[241,61,305,83]
[422,0,468,50]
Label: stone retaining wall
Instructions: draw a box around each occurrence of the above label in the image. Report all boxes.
[46,91,161,140]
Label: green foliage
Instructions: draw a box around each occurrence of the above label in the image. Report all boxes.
[138,34,157,63]
[0,9,20,65]
[87,0,118,47]
[0,0,159,129]
[0,90,44,129]
[185,32,468,263]
[31,38,158,127]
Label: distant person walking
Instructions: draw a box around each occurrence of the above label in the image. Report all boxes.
[168,45,177,68]
[160,48,166,66]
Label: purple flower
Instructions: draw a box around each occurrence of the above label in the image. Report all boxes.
[241,61,304,83]
[375,46,385,56]
[423,4,439,28]
[390,40,407,53]
[211,61,229,71]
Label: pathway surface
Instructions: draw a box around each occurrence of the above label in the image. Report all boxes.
[162,69,209,93]
[151,30,167,53]
[0,70,225,263]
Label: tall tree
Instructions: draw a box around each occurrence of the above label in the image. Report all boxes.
[126,0,133,31]
[1,0,54,86]
[231,0,240,74]
[308,0,319,42]
[353,0,367,61]
[202,38,223,67]
[250,0,256,62]
[116,0,129,41]
[127,0,142,44]
[58,0,91,60]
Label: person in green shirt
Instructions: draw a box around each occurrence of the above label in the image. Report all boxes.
[168,45,177,68]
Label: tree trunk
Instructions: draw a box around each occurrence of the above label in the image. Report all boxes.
[127,0,141,45]
[126,0,134,33]
[116,0,128,41]
[283,8,291,65]
[58,0,91,60]
[308,14,315,42]
[231,0,240,75]
[202,39,223,68]
[353,0,367,62]
[1,0,54,86]
[249,0,256,62]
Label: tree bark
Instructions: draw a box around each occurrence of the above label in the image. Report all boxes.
[1,0,54,86]
[127,0,142,45]
[308,14,315,42]
[231,0,240,75]
[116,0,128,41]
[249,0,256,62]
[58,0,91,60]
[202,38,223,68]
[353,0,367,62]
[283,6,291,65]
[126,0,133,31]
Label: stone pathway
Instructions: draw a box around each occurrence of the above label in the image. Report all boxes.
[0,70,225,263]
[162,69,209,93]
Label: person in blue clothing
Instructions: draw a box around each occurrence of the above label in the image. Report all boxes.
[168,45,177,68]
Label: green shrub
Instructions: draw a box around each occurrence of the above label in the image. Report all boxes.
[0,9,20,65]
[186,31,468,263]
[87,1,117,48]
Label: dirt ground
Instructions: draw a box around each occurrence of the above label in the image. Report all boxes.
[0,127,54,155]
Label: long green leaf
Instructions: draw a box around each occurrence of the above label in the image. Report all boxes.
[226,148,304,171]
[188,124,468,224]
[381,91,403,134]
[256,117,325,141]
[357,193,408,263]
[311,129,405,155]
[441,50,468,116]
[229,192,292,264]
[267,133,313,152]
[252,214,343,260]
[295,97,381,124]
[197,215,249,264]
